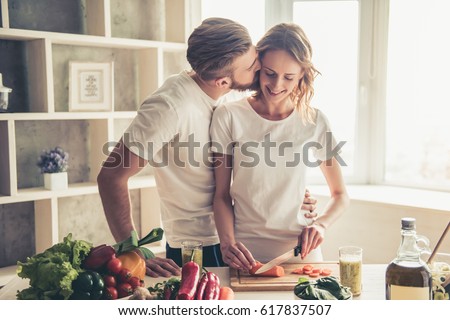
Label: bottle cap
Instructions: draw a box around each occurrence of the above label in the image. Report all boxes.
[401,217,416,230]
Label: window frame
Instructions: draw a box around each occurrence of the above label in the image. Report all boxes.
[271,0,390,186]
[198,0,450,192]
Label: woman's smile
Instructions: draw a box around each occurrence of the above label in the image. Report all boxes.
[266,86,287,96]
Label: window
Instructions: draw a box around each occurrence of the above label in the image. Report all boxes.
[293,0,359,181]
[384,0,450,190]
[199,0,450,191]
[201,0,360,183]
[201,0,266,43]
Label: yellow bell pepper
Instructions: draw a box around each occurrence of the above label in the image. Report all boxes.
[117,251,146,280]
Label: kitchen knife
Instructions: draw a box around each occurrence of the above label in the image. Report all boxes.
[254,245,301,274]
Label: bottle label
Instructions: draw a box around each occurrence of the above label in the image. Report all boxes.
[390,285,430,300]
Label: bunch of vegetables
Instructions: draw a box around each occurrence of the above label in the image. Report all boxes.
[16,228,163,300]
[294,276,352,300]
[176,260,234,300]
[132,261,234,300]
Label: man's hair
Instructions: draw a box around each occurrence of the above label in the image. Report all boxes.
[187,17,252,81]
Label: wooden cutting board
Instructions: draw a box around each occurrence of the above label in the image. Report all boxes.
[229,262,340,291]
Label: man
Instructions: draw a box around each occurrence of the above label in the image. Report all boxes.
[97,18,317,277]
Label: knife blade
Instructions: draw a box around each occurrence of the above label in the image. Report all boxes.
[254,245,301,274]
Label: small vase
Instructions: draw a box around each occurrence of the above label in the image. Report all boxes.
[43,172,68,190]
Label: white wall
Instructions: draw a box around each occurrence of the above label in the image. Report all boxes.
[318,195,450,264]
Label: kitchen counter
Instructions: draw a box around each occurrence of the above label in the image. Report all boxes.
[0,264,387,300]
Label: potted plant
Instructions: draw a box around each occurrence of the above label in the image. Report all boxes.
[37,147,69,190]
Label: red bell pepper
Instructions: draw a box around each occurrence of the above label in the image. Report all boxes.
[176,261,200,300]
[195,272,209,300]
[82,244,116,270]
[203,272,220,300]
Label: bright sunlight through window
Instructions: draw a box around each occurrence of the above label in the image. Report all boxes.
[385,0,450,190]
[201,0,265,43]
[294,1,359,180]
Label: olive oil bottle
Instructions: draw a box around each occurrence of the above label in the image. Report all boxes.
[385,217,432,300]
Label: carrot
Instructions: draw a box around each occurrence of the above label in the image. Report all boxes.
[219,286,235,300]
[303,269,312,275]
[320,268,332,276]
[303,264,313,271]
[249,261,285,277]
[292,267,303,275]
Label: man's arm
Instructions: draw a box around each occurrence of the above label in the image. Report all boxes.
[97,139,180,277]
[97,139,144,242]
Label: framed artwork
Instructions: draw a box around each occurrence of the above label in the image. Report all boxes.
[69,61,114,111]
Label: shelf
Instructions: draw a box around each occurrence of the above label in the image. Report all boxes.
[0,0,188,270]
[112,111,138,119]
[0,27,187,50]
[0,39,33,113]
[51,42,167,112]
[0,175,156,205]
[0,112,112,120]
[0,111,137,121]
[7,0,87,35]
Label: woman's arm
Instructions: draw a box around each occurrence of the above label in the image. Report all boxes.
[299,157,350,258]
[213,152,256,270]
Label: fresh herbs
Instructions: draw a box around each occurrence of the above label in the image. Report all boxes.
[294,276,352,300]
[147,277,181,300]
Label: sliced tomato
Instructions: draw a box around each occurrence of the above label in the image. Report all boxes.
[312,268,321,274]
[309,272,320,278]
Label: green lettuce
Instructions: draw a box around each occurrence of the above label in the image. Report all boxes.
[16,234,92,300]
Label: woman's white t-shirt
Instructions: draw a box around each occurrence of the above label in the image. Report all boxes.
[210,98,339,262]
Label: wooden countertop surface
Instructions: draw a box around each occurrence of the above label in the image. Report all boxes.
[0,264,387,300]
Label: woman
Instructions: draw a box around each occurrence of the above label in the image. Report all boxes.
[210,23,349,270]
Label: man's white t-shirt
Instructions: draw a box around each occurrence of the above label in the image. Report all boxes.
[124,71,242,248]
[210,98,339,263]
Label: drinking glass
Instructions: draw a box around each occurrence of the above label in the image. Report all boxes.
[181,240,203,276]
[339,246,363,296]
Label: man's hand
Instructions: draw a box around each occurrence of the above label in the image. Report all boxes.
[145,257,181,278]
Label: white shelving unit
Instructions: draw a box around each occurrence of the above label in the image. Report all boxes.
[0,0,195,278]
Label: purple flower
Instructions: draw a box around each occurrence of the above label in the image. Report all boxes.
[37,147,69,173]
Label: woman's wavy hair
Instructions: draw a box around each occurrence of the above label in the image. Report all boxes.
[187,18,253,81]
[251,23,319,124]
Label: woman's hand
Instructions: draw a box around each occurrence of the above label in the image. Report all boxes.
[221,242,256,271]
[301,188,317,214]
[298,223,325,259]
[145,257,181,278]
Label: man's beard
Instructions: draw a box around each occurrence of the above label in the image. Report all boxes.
[229,74,258,91]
